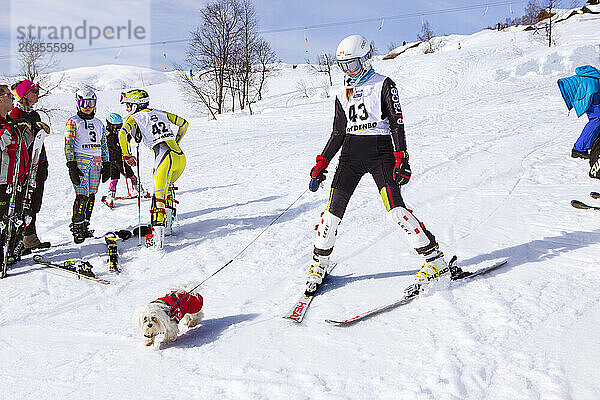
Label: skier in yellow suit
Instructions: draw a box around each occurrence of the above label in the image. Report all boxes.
[118,89,188,249]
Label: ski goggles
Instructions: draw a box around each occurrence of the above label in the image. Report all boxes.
[120,92,146,104]
[77,98,96,109]
[337,58,362,74]
[107,123,123,132]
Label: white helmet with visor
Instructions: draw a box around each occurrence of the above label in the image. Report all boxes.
[336,34,373,79]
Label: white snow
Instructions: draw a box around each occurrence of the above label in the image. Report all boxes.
[1,11,600,400]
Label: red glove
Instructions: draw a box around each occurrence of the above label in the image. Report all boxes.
[393,151,411,185]
[310,155,329,182]
[124,155,137,166]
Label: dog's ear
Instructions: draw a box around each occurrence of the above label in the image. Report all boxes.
[132,306,146,328]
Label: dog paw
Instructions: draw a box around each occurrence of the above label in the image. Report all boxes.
[144,338,154,346]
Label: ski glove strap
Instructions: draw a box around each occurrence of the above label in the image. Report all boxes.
[310,155,329,182]
[101,161,111,183]
[393,151,412,186]
[67,161,83,186]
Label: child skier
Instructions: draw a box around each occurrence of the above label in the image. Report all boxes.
[305,35,453,296]
[118,89,188,249]
[557,65,600,159]
[103,112,146,208]
[64,88,110,244]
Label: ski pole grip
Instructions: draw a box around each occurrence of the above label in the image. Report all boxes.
[309,177,320,192]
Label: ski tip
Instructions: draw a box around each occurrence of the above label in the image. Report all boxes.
[324,319,344,326]
[571,200,590,209]
[282,316,302,323]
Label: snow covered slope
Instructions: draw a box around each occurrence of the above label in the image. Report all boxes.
[1,12,600,400]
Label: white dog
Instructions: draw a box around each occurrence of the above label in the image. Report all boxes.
[133,288,204,346]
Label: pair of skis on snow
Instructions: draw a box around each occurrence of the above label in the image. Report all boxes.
[31,232,120,285]
[571,191,600,210]
[283,257,508,326]
[1,121,49,279]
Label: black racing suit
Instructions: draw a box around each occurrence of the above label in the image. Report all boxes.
[320,77,408,219]
[106,129,135,180]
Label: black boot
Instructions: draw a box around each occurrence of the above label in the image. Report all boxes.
[71,195,87,244]
[82,195,95,238]
[571,149,590,159]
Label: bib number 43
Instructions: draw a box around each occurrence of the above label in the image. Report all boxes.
[348,103,368,122]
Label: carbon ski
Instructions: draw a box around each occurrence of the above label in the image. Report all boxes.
[283,263,337,323]
[325,259,508,326]
[33,255,110,285]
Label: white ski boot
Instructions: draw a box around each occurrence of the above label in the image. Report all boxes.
[405,252,450,296]
[146,224,165,250]
[164,208,174,236]
[106,190,116,208]
[305,254,330,293]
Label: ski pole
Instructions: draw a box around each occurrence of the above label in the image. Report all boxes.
[170,187,310,308]
[136,143,142,246]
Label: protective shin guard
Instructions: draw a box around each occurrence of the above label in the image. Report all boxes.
[72,195,87,224]
[313,210,341,254]
[388,206,437,253]
[85,194,95,221]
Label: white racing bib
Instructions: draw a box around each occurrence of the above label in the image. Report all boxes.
[131,109,176,149]
[72,115,104,156]
[338,73,390,136]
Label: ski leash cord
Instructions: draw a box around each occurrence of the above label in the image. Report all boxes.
[170,187,310,309]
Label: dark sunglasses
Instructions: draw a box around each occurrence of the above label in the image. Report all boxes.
[0,92,14,99]
[30,88,39,94]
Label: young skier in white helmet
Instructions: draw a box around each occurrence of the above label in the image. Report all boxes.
[305,34,455,296]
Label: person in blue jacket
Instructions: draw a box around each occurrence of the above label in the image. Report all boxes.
[557,65,600,159]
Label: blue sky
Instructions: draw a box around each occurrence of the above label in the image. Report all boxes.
[0,0,584,75]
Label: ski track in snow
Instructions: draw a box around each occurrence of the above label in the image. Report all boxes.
[2,14,600,399]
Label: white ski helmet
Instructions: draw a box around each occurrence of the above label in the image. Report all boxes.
[336,34,373,77]
[75,87,97,112]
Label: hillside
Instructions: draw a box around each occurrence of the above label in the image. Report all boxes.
[1,11,600,400]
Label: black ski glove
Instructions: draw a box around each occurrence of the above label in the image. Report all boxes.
[101,161,111,183]
[67,161,83,186]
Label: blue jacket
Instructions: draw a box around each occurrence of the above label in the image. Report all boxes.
[557,65,600,117]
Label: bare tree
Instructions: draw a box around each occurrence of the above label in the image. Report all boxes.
[523,1,543,24]
[175,64,218,120]
[417,21,435,53]
[185,0,276,117]
[541,0,561,47]
[387,42,399,53]
[186,0,243,115]
[252,38,277,102]
[15,35,65,118]
[17,36,66,94]
[308,53,335,87]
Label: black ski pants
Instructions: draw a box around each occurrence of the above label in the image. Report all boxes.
[327,135,406,219]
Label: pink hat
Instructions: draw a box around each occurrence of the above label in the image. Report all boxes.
[12,80,39,101]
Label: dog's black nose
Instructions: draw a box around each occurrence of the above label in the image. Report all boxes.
[147,323,153,327]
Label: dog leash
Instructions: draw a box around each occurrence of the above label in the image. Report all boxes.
[169,188,310,309]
